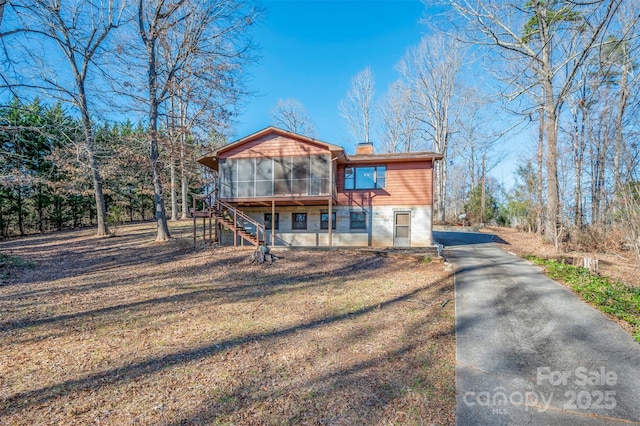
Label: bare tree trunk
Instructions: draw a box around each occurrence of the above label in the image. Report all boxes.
[572,102,586,228]
[146,39,170,241]
[139,0,171,241]
[536,107,544,234]
[400,35,461,224]
[150,126,170,240]
[469,139,476,189]
[179,96,189,220]
[590,139,599,225]
[78,83,109,236]
[170,155,178,221]
[132,0,257,240]
[480,154,486,225]
[613,51,630,194]
[435,160,447,223]
[598,129,608,226]
[16,185,24,236]
[37,184,45,233]
[539,21,561,242]
[168,94,179,222]
[180,132,189,220]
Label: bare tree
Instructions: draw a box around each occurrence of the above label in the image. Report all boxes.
[616,182,640,267]
[271,98,316,136]
[602,4,640,194]
[456,87,506,189]
[2,0,125,236]
[163,68,240,221]
[0,0,6,29]
[165,95,180,222]
[398,34,464,223]
[339,66,375,145]
[378,80,421,153]
[131,0,258,241]
[451,0,623,241]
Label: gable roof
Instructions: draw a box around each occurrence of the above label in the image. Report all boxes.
[197,126,344,170]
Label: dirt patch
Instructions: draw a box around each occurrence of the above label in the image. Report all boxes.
[484,226,640,289]
[0,222,455,425]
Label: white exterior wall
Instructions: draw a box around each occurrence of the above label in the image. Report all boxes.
[220,205,433,247]
[369,206,432,247]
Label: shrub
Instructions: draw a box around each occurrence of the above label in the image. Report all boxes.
[526,255,640,342]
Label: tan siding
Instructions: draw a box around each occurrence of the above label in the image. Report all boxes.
[336,161,433,207]
[221,134,328,159]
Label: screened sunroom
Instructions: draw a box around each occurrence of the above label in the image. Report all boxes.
[218,154,335,201]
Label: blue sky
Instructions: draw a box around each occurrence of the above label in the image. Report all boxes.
[234,0,528,188]
[234,0,433,150]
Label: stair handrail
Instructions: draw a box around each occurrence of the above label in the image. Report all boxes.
[192,187,217,215]
[215,199,265,246]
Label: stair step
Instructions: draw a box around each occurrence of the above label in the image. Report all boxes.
[209,202,265,247]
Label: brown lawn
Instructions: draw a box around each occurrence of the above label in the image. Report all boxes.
[0,222,455,425]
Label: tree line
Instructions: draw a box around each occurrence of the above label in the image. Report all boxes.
[272,0,640,256]
[0,0,258,240]
[0,97,212,237]
[2,0,639,259]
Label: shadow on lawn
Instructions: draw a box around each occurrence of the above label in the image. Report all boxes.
[0,222,195,286]
[0,248,241,302]
[0,273,454,421]
[0,255,392,335]
[168,325,455,425]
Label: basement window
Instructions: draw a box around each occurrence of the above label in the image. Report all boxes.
[264,213,279,230]
[292,213,307,230]
[350,211,366,229]
[320,211,336,230]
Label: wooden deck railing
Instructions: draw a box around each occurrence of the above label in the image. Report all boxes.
[214,199,265,247]
[192,191,265,248]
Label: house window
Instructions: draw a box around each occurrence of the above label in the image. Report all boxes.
[292,212,307,230]
[344,166,386,190]
[350,211,366,229]
[264,213,279,230]
[320,211,336,229]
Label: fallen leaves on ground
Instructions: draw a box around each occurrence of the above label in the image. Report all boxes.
[0,222,455,425]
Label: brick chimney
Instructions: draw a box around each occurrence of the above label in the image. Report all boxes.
[355,142,374,155]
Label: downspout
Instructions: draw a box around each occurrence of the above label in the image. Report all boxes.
[430,158,435,245]
[328,159,332,247]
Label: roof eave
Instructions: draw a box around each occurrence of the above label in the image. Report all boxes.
[197,155,218,171]
[344,152,444,164]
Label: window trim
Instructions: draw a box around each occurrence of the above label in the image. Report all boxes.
[344,165,386,190]
[292,212,308,230]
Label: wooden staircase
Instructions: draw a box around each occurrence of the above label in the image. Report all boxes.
[212,199,265,247]
[192,194,265,248]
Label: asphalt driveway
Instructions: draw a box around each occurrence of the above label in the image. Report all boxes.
[433,231,640,426]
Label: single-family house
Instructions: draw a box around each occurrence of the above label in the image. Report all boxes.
[195,126,442,248]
